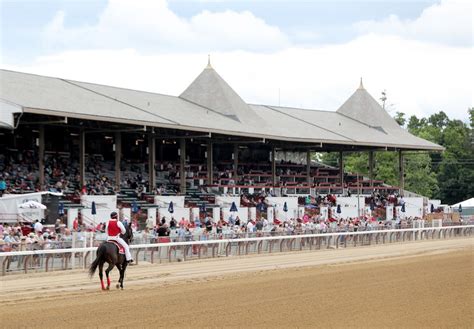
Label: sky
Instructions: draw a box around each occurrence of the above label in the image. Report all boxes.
[1,0,473,121]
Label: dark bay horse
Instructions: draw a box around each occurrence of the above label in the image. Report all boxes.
[89,222,133,290]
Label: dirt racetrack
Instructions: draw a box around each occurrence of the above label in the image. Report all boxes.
[1,238,473,328]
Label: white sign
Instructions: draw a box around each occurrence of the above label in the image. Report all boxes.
[386,205,394,221]
[154,196,185,208]
[266,197,298,220]
[215,196,241,207]
[212,207,220,223]
[81,195,117,210]
[335,196,365,218]
[191,208,200,222]
[249,207,256,220]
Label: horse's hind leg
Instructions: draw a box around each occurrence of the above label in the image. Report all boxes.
[99,262,105,290]
[105,262,114,290]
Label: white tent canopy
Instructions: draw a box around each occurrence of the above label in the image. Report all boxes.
[18,200,47,209]
[451,198,474,208]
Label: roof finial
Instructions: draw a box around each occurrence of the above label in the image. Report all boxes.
[358,77,364,89]
[206,54,212,69]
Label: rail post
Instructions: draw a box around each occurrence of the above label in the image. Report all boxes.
[2,256,11,276]
[135,250,141,264]
[212,243,218,258]
[23,255,31,274]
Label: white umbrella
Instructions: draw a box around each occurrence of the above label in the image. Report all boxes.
[18,200,47,210]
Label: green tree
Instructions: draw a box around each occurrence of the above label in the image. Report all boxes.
[436,118,474,204]
[394,111,406,127]
[404,152,439,198]
[374,151,398,186]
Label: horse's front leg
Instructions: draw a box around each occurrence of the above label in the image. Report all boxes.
[116,263,122,289]
[119,262,127,290]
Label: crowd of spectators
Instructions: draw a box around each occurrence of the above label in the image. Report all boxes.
[0,219,73,253]
[130,210,421,245]
[0,150,152,197]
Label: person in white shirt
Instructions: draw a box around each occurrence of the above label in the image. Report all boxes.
[146,216,155,230]
[33,220,43,234]
[246,220,255,233]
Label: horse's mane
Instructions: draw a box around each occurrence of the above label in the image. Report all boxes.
[120,222,133,244]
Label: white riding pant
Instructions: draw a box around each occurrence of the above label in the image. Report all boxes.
[107,236,132,261]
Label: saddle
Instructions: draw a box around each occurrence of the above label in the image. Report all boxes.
[108,240,125,254]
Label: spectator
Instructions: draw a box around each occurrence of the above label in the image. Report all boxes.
[33,220,43,234]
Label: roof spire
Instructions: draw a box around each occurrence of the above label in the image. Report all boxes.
[206,54,212,69]
[358,77,364,89]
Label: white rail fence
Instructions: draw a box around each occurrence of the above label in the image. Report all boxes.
[1,225,472,276]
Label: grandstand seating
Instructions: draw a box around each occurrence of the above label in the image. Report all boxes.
[0,148,400,215]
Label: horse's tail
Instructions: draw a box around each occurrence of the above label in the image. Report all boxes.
[89,244,104,277]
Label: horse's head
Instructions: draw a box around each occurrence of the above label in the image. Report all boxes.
[121,222,133,244]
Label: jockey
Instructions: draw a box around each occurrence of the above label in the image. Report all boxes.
[106,212,133,263]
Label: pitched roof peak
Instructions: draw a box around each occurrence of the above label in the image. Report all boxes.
[206,54,212,69]
[358,77,364,89]
[179,61,261,125]
[337,82,401,131]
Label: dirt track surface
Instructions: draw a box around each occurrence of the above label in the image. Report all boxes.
[1,238,473,328]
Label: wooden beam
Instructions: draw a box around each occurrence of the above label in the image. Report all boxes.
[399,150,405,196]
[339,151,344,187]
[207,142,213,185]
[180,138,186,194]
[148,133,156,191]
[115,132,121,192]
[79,130,85,189]
[306,150,311,184]
[271,146,276,186]
[38,125,45,189]
[233,144,239,181]
[369,150,374,188]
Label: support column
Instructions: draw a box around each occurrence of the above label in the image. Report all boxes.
[369,150,374,188]
[38,125,45,190]
[398,150,405,196]
[233,144,239,181]
[306,150,311,185]
[180,139,186,194]
[339,151,344,186]
[271,146,276,186]
[207,141,213,185]
[159,143,164,161]
[114,132,121,192]
[79,130,85,189]
[148,133,156,192]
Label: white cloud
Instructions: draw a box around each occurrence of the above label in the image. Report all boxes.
[354,0,473,47]
[5,0,471,122]
[43,0,289,52]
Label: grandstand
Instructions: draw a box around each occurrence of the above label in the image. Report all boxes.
[0,60,443,224]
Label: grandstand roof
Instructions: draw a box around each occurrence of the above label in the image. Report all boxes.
[180,60,263,126]
[0,65,443,151]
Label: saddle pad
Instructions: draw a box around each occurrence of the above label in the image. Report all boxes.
[109,241,125,254]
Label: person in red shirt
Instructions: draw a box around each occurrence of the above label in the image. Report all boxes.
[73,217,79,231]
[106,212,133,263]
